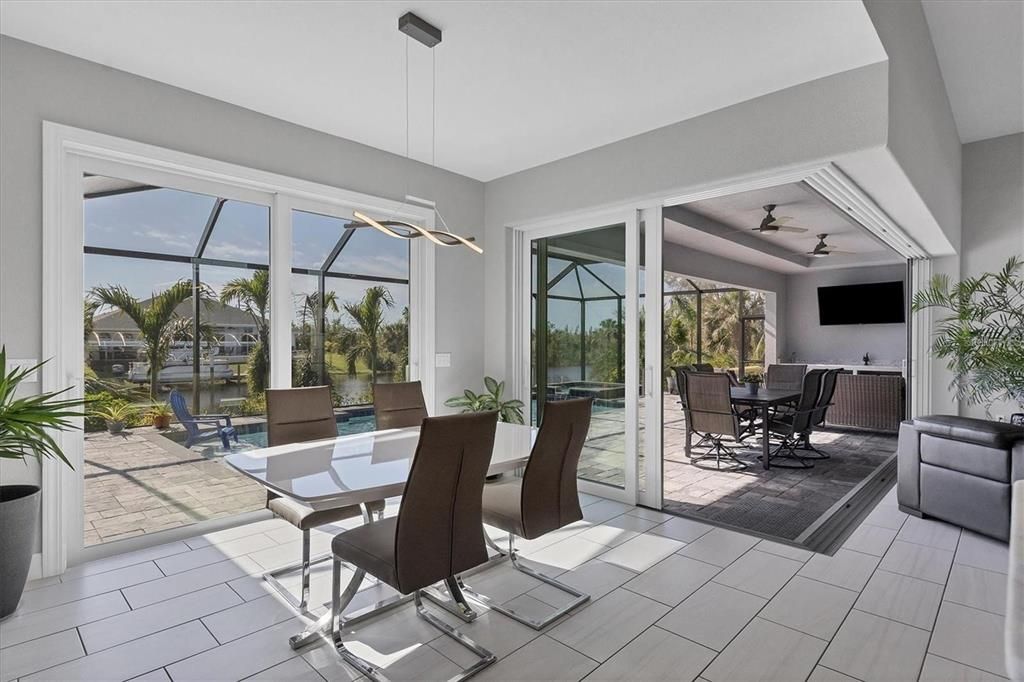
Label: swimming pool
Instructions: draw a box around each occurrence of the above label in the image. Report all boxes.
[234,414,378,449]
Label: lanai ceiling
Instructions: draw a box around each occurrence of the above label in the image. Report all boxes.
[665,182,904,273]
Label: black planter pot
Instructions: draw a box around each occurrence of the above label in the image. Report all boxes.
[0,485,41,619]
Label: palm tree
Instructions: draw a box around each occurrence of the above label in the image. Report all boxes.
[343,286,394,377]
[303,291,339,380]
[220,270,270,393]
[91,281,196,400]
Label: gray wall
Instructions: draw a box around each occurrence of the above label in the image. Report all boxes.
[0,37,486,489]
[959,133,1024,419]
[783,265,908,368]
[484,62,891,379]
[864,0,963,252]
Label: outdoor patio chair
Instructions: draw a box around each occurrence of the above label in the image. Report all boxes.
[262,386,385,613]
[461,398,594,630]
[764,369,826,469]
[168,389,237,449]
[326,411,500,681]
[765,364,808,392]
[797,368,840,459]
[683,372,747,470]
[372,381,428,429]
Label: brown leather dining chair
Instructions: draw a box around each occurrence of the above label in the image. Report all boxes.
[327,411,500,681]
[372,381,428,429]
[460,398,593,630]
[262,386,384,613]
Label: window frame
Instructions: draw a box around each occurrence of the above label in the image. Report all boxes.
[43,123,435,573]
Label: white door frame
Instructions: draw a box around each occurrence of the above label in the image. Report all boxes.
[638,205,663,509]
[508,161,931,508]
[42,122,435,574]
[514,209,639,505]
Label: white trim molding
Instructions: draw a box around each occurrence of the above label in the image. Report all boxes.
[41,122,437,574]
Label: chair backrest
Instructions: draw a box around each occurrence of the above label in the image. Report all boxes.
[265,386,336,447]
[811,368,840,426]
[684,372,738,438]
[520,398,593,539]
[168,390,198,438]
[394,411,498,593]
[373,381,428,430]
[790,370,826,433]
[693,363,715,373]
[766,364,808,391]
[725,369,742,387]
[672,366,689,405]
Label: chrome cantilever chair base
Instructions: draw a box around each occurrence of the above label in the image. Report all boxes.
[265,507,384,613]
[462,534,590,631]
[262,530,329,613]
[327,558,495,682]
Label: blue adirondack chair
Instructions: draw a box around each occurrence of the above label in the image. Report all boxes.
[168,389,238,449]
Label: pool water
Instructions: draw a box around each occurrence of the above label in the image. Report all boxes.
[235,415,378,449]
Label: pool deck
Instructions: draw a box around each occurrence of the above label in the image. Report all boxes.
[83,427,265,546]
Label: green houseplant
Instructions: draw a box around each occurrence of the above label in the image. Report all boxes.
[90,402,136,434]
[742,373,762,395]
[912,256,1024,416]
[0,347,87,618]
[445,377,526,424]
[148,402,173,430]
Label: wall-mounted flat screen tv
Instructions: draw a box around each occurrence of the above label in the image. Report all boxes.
[817,281,905,325]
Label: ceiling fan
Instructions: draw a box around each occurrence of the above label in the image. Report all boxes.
[752,204,809,234]
[807,233,855,257]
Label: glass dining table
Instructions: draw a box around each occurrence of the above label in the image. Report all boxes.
[224,421,537,649]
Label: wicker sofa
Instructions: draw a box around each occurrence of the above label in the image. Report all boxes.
[827,373,906,433]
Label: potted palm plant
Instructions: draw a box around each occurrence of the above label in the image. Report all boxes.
[0,347,86,618]
[912,256,1024,417]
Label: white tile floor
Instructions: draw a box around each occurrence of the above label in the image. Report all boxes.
[0,487,1012,682]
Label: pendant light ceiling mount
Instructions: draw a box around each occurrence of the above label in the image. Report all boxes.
[350,11,482,253]
[398,11,442,48]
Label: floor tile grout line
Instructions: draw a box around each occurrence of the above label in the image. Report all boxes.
[926,651,1012,680]
[915,528,963,680]
[798,500,910,680]
[56,584,291,656]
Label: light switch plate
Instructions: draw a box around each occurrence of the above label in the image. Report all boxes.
[435,352,452,368]
[10,359,40,382]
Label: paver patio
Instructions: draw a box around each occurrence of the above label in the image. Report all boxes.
[83,395,895,547]
[83,429,265,546]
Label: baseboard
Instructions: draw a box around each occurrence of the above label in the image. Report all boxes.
[28,552,42,581]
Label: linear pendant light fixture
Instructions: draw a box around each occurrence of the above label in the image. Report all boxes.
[348,11,482,254]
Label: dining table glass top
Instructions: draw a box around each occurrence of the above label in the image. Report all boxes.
[224,421,537,508]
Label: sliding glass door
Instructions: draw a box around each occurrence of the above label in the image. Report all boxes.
[526,212,639,503]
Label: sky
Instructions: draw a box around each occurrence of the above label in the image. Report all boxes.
[83,179,409,325]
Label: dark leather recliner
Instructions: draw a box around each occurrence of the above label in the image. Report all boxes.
[897,415,1024,541]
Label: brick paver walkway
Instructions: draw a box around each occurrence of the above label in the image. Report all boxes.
[83,429,265,546]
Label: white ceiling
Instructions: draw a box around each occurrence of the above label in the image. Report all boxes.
[666,182,904,273]
[922,0,1024,143]
[0,1,886,181]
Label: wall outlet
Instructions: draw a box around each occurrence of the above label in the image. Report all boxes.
[435,352,451,368]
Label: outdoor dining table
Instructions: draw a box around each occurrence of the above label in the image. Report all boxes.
[684,387,801,470]
[224,421,537,649]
